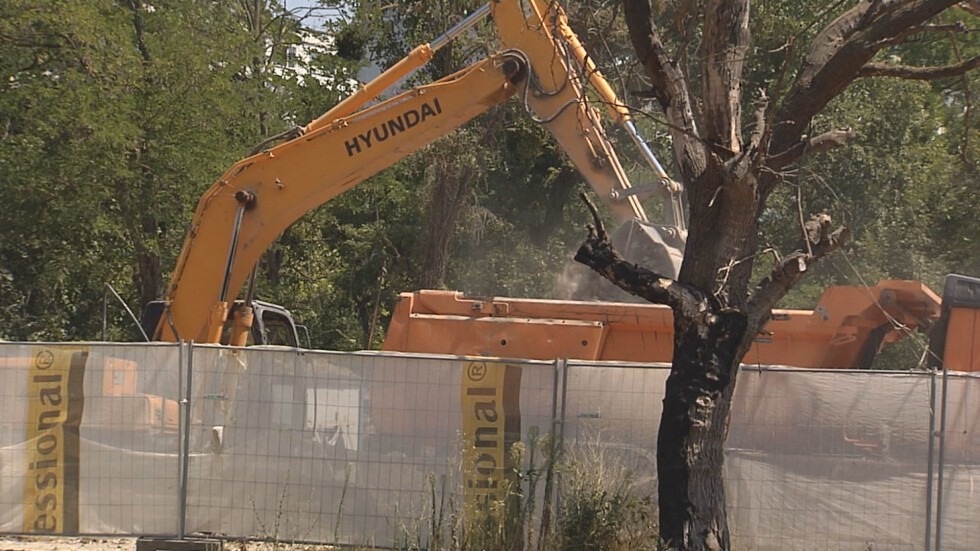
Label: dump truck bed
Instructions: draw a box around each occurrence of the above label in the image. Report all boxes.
[383,280,942,368]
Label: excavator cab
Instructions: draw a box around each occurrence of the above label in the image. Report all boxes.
[141,300,303,347]
[226,301,302,347]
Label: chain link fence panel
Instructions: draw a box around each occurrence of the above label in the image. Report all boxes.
[2,343,978,550]
[1,343,181,535]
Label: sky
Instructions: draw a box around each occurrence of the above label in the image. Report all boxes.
[282,0,347,30]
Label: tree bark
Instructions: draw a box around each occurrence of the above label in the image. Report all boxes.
[658,311,746,551]
[575,194,750,550]
[418,148,474,289]
[575,192,847,550]
[599,0,969,547]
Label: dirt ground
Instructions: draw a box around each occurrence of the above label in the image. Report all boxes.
[0,537,134,551]
[0,536,342,551]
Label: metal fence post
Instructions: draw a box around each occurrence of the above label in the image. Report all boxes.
[558,359,569,449]
[554,359,569,524]
[550,359,562,445]
[178,340,194,539]
[536,358,565,548]
[934,366,949,551]
[176,339,185,540]
[925,370,936,551]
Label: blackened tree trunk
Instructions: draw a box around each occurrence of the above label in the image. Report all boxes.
[576,195,847,549]
[574,1,978,549]
[658,312,746,550]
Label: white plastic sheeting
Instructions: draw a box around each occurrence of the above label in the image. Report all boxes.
[1,343,978,550]
[0,343,181,535]
[562,365,980,551]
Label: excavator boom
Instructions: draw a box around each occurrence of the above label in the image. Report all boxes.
[154,0,681,345]
[156,55,523,343]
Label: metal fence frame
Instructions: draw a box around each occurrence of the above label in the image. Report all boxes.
[1,341,976,550]
[728,364,953,551]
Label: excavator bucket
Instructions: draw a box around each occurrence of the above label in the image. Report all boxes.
[556,217,686,302]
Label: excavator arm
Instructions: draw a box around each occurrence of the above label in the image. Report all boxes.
[155,0,677,345]
[156,55,524,343]
[492,0,684,228]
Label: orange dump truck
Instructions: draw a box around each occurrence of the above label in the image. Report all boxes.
[383,274,980,371]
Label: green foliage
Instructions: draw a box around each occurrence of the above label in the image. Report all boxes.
[0,0,360,342]
[259,170,422,350]
[759,74,970,291]
[748,5,979,368]
[557,462,660,551]
[551,429,661,551]
[383,429,660,551]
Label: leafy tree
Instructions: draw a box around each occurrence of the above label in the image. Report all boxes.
[0,0,358,341]
[575,1,980,549]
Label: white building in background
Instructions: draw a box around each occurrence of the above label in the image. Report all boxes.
[277,30,337,86]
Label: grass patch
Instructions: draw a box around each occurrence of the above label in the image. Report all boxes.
[387,429,662,551]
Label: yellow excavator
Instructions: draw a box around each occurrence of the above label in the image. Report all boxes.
[141,0,686,347]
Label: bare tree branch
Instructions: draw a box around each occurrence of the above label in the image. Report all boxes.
[574,193,701,316]
[702,0,751,153]
[746,216,851,329]
[622,0,705,182]
[874,21,969,48]
[767,127,858,169]
[795,0,879,86]
[858,55,980,79]
[725,91,770,183]
[958,1,980,18]
[725,90,772,180]
[769,0,960,162]
[748,91,770,153]
[622,0,678,112]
